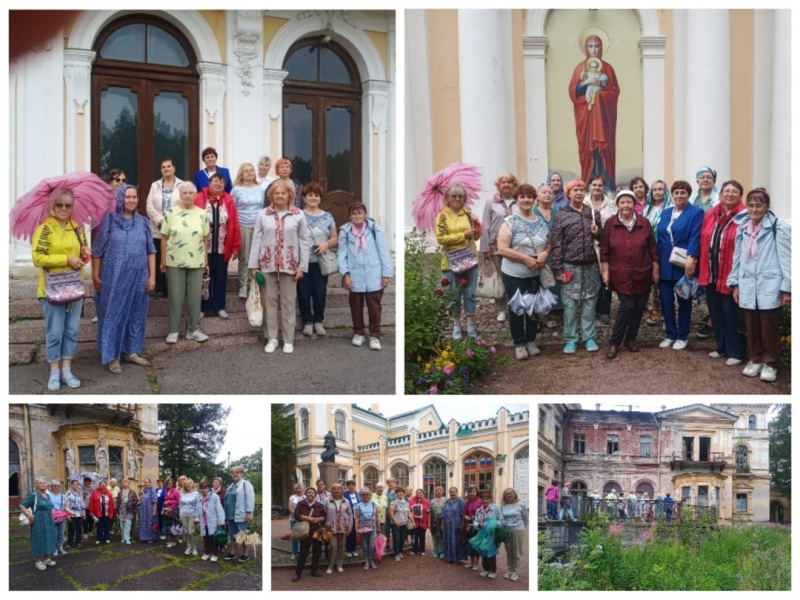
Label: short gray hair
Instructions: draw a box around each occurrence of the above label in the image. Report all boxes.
[258,156,272,165]
[49,479,62,489]
[445,183,467,201]
[177,181,197,197]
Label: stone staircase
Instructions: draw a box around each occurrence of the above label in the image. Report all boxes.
[8,271,395,365]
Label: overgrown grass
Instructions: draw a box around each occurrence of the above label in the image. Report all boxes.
[539,520,791,591]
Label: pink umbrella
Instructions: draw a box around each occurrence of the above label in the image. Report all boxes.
[10,171,115,242]
[52,509,72,524]
[374,532,387,562]
[412,162,483,232]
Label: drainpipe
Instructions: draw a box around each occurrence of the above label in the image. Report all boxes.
[23,404,34,496]
[652,411,661,494]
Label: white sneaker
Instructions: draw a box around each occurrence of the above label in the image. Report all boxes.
[352,334,365,347]
[742,361,763,377]
[184,548,192,555]
[238,288,248,299]
[166,332,179,344]
[395,556,401,562]
[659,338,675,349]
[526,342,541,356]
[503,572,512,579]
[210,555,218,562]
[708,351,724,358]
[201,554,210,561]
[509,572,519,581]
[327,568,333,574]
[488,571,496,579]
[217,310,229,319]
[314,323,326,336]
[337,566,343,572]
[479,571,489,577]
[725,357,743,366]
[760,365,777,382]
[283,342,294,354]
[345,552,352,557]
[672,340,687,351]
[91,316,98,323]
[264,339,279,353]
[192,549,198,556]
[515,346,528,360]
[497,310,507,322]
[187,329,209,342]
[369,337,382,350]
[303,324,313,337]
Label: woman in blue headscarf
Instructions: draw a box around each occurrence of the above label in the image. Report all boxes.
[643,180,672,324]
[547,171,568,213]
[691,167,719,213]
[91,185,156,374]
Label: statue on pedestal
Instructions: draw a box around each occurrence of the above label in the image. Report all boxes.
[127,440,138,479]
[689,486,696,506]
[710,486,717,505]
[65,439,76,479]
[97,438,108,479]
[320,431,339,463]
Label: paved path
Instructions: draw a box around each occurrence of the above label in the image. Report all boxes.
[9,524,261,591]
[9,331,396,395]
[270,516,529,591]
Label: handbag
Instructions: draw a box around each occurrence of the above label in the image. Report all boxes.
[667,211,689,268]
[245,279,263,326]
[170,523,187,537]
[291,520,310,540]
[588,204,602,270]
[44,270,85,304]
[161,506,175,518]
[476,256,505,299]
[539,263,556,289]
[318,250,339,276]
[445,212,478,274]
[20,493,37,526]
[213,527,229,547]
[201,276,211,301]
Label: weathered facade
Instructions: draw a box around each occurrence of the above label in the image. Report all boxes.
[539,403,784,523]
[275,404,529,508]
[9,404,159,509]
[537,404,572,515]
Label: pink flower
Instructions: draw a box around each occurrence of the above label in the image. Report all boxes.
[490,346,496,354]
[441,277,450,287]
[428,384,439,395]
[443,365,453,375]
[466,349,474,358]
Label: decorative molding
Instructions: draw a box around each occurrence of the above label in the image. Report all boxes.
[364,80,391,133]
[197,62,226,124]
[233,32,260,96]
[296,9,358,31]
[63,49,95,115]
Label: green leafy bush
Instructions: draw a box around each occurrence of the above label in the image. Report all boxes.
[404,229,447,364]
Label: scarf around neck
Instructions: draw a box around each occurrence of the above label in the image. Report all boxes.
[351,222,368,254]
[744,218,764,260]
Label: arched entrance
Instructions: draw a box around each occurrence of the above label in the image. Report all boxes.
[91,14,199,211]
[9,437,21,506]
[282,39,362,229]
[770,500,785,523]
[603,481,621,496]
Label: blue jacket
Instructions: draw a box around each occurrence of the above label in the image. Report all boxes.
[656,204,703,281]
[338,218,394,292]
[195,490,226,536]
[727,211,791,310]
[193,167,233,194]
[226,479,255,523]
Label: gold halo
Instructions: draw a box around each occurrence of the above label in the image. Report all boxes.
[579,27,610,59]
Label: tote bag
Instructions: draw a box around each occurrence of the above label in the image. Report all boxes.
[476,255,505,299]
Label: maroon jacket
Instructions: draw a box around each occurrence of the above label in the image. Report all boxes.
[601,214,658,295]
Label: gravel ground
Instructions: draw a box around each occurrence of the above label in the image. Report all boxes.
[270,517,529,591]
[468,297,790,395]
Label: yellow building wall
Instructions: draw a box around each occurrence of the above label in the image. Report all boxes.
[663,9,675,182]
[427,10,462,171]
[264,15,290,52]
[364,30,389,78]
[729,10,754,192]
[417,412,439,433]
[199,10,226,59]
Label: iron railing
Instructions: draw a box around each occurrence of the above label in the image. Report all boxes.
[554,495,718,522]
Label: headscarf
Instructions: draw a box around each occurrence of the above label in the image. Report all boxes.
[110,184,139,231]
[547,171,567,212]
[643,180,672,237]
[692,167,719,209]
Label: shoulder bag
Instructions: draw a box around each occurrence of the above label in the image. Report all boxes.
[20,493,38,526]
[291,520,310,540]
[445,213,478,274]
[311,218,339,276]
[476,254,505,299]
[518,216,556,288]
[44,225,85,304]
[667,211,688,268]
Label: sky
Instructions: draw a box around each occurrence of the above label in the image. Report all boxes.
[214,404,263,466]
[369,401,530,425]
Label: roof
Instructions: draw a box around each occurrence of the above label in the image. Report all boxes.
[655,403,739,419]
[351,404,388,421]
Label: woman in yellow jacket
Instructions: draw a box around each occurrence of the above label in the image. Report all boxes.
[435,183,483,339]
[31,189,89,391]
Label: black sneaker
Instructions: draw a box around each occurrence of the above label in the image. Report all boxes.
[696,324,714,338]
[238,555,250,562]
[223,553,237,561]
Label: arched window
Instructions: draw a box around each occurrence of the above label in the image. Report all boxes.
[570,481,588,496]
[335,411,346,441]
[748,415,756,429]
[299,410,309,440]
[636,482,655,499]
[362,466,379,490]
[9,437,21,498]
[391,464,409,489]
[463,452,494,496]
[735,445,749,472]
[423,457,447,499]
[603,481,621,496]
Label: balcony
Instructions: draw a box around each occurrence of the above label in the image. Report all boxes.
[669,450,727,471]
[47,404,137,425]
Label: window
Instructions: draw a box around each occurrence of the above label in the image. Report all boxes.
[681,486,691,502]
[539,409,546,433]
[571,481,588,496]
[79,446,96,472]
[554,469,560,482]
[555,426,562,448]
[639,436,652,457]
[463,452,494,496]
[635,482,654,499]
[391,464,409,489]
[539,486,545,514]
[603,481,620,495]
[9,437,21,497]
[573,433,586,454]
[538,459,545,471]
[109,446,123,482]
[362,467,378,490]
[735,445,749,472]
[698,486,708,507]
[300,410,309,440]
[423,458,447,500]
[338,469,348,488]
[301,468,311,491]
[748,415,756,429]
[699,437,711,461]
[736,493,748,513]
[335,411,346,441]
[607,435,619,455]
[682,437,694,460]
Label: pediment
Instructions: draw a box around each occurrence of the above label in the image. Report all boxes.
[657,404,738,423]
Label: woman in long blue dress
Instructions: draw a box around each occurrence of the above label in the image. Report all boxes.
[20,476,58,570]
[442,486,465,564]
[138,478,159,543]
[92,184,156,374]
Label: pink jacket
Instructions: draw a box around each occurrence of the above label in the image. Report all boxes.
[163,488,181,510]
[546,484,560,502]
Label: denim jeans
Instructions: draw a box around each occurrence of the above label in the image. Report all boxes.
[561,291,598,343]
[201,252,228,313]
[361,531,375,560]
[501,272,540,346]
[55,520,66,547]
[706,286,746,359]
[659,279,693,341]
[445,267,478,317]
[546,500,558,520]
[39,298,83,363]
[558,507,574,521]
[393,524,407,555]
[412,527,426,553]
[297,261,329,325]
[289,518,299,555]
[96,515,110,542]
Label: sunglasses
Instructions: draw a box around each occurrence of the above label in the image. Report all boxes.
[114,177,127,183]
[55,203,74,209]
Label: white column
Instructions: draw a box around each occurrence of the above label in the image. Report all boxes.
[768,10,790,219]
[684,10,730,181]
[387,19,396,248]
[522,35,549,187]
[63,49,95,174]
[640,36,667,182]
[263,68,288,162]
[458,9,514,218]
[751,11,774,191]
[225,10,264,167]
[363,80,391,229]
[196,62,227,156]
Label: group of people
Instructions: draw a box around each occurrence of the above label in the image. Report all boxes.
[546,481,679,523]
[436,168,790,381]
[287,479,527,582]
[32,151,393,390]
[19,466,256,572]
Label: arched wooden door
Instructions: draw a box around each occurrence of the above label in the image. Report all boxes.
[282,39,362,229]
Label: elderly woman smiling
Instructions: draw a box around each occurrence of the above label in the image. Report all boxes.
[21,477,59,571]
[480,172,519,322]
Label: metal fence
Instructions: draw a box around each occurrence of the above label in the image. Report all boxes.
[556,495,717,522]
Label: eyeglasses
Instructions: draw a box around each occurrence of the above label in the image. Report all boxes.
[114,177,127,183]
[55,203,74,209]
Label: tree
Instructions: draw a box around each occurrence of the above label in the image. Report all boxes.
[271,404,295,468]
[226,448,263,495]
[158,404,231,483]
[769,404,791,499]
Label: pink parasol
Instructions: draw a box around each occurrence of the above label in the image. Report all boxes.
[10,171,115,242]
[52,509,72,524]
[374,532,386,562]
[412,162,483,232]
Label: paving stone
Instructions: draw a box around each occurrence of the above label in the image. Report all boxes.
[204,571,262,591]
[69,552,170,588]
[9,567,76,591]
[105,565,204,591]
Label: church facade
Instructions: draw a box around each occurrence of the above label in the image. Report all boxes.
[276,403,529,507]
[9,404,159,509]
